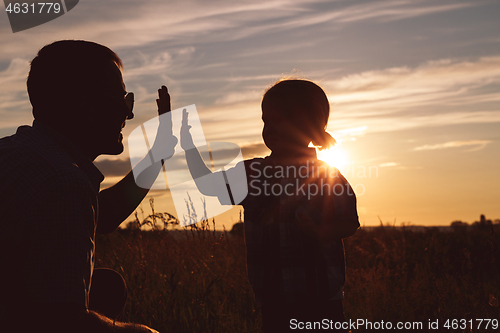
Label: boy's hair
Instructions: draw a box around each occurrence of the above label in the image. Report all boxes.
[262,79,336,150]
[27,40,123,122]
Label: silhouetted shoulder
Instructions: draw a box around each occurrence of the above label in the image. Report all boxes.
[0,125,103,224]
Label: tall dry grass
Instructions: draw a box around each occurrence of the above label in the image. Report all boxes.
[96,213,260,333]
[95,210,499,332]
[343,224,499,330]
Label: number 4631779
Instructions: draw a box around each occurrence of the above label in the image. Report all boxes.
[5,3,62,14]
[444,319,498,330]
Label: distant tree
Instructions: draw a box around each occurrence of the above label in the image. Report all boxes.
[230,210,244,237]
[472,214,493,230]
[126,220,141,231]
[230,222,244,238]
[451,220,468,232]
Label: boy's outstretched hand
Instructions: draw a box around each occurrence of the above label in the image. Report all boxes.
[180,108,195,150]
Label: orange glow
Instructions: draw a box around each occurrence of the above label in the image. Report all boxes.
[316,145,349,171]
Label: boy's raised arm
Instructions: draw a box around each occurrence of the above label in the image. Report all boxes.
[180,108,248,206]
[180,109,221,197]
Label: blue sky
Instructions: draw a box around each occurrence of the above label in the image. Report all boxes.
[1,0,499,227]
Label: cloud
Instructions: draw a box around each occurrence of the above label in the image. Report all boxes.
[0,0,303,62]
[332,125,367,141]
[240,142,270,158]
[0,58,33,129]
[328,57,500,106]
[0,0,495,144]
[334,1,476,23]
[379,162,399,167]
[94,158,132,177]
[215,90,263,105]
[0,0,485,62]
[324,56,500,133]
[414,140,492,151]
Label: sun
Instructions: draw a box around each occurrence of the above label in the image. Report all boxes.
[316,145,349,171]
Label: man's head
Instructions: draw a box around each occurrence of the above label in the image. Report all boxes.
[27,40,134,159]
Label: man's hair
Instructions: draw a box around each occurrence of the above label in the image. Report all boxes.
[27,40,123,120]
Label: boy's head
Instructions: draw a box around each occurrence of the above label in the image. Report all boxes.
[261,79,335,153]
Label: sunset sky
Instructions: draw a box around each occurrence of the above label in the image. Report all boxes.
[1,0,499,228]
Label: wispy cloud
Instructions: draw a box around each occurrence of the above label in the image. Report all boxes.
[335,1,476,23]
[332,125,367,141]
[215,90,263,105]
[0,0,304,62]
[414,140,492,151]
[240,142,270,158]
[94,158,132,177]
[0,0,496,143]
[380,162,399,167]
[0,58,32,128]
[0,0,485,62]
[324,57,500,133]
[328,57,500,106]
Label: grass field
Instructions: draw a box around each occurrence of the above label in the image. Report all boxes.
[95,214,499,333]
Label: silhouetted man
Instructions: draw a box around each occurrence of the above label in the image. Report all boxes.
[0,40,174,333]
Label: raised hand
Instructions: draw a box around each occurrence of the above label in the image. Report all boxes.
[156,85,171,115]
[180,108,195,150]
[151,85,177,161]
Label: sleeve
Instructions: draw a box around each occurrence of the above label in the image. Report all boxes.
[332,173,359,225]
[24,174,95,308]
[326,171,360,237]
[215,159,252,206]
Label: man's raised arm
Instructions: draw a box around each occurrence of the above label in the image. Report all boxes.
[97,86,176,234]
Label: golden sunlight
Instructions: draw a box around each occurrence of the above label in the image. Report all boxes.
[316,145,349,171]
